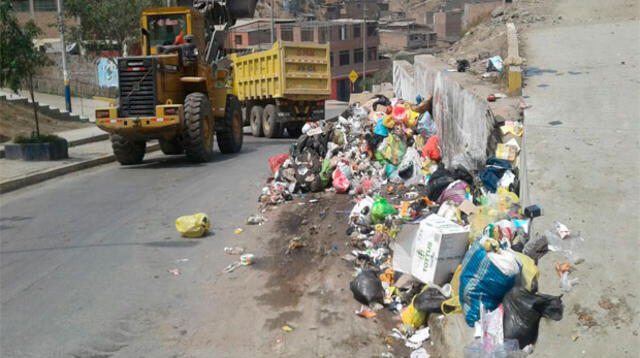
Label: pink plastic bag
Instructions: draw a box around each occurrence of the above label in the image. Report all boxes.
[332,168,350,193]
[268,153,289,174]
[437,180,469,204]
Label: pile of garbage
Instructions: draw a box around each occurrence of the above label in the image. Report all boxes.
[259,94,583,357]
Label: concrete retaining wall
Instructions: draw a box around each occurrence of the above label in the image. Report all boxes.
[394,55,496,171]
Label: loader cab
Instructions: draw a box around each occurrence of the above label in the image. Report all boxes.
[141,7,203,56]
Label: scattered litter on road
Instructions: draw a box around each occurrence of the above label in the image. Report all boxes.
[281,325,294,332]
[234,228,244,234]
[240,254,255,265]
[246,214,267,225]
[168,268,181,276]
[356,305,378,319]
[224,246,245,255]
[175,213,210,238]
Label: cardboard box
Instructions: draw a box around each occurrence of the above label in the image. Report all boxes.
[393,214,469,286]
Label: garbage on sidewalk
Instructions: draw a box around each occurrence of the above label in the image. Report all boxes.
[256,92,583,355]
[175,213,210,238]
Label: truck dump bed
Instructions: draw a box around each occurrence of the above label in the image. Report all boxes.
[231,41,331,101]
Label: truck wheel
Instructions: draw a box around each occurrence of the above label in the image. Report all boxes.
[159,138,183,155]
[286,122,304,138]
[262,104,281,138]
[250,105,264,137]
[183,92,214,162]
[112,135,146,165]
[217,95,243,153]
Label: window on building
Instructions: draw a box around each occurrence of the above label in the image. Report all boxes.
[319,27,327,43]
[330,52,334,67]
[339,50,350,66]
[280,27,293,41]
[235,35,243,45]
[367,23,377,37]
[367,47,377,61]
[34,0,57,11]
[353,24,361,38]
[11,1,30,11]
[354,48,363,63]
[301,28,314,42]
[340,25,348,41]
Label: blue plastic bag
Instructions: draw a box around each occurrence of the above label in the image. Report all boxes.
[460,241,519,326]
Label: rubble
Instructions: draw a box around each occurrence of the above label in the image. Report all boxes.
[257,92,583,356]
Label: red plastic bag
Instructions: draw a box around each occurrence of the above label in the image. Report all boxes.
[422,136,441,161]
[332,168,350,193]
[268,153,289,174]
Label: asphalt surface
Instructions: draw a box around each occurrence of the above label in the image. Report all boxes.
[0,105,346,357]
[522,1,640,356]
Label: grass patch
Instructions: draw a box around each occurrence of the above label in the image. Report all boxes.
[13,134,66,144]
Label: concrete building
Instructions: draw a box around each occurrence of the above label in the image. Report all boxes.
[226,18,389,101]
[379,21,437,51]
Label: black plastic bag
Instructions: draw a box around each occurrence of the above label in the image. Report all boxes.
[523,235,549,264]
[503,286,563,349]
[350,270,384,305]
[425,166,455,201]
[413,287,447,313]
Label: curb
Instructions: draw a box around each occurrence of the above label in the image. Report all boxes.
[0,143,159,194]
[0,133,110,159]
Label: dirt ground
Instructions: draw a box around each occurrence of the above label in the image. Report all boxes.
[175,192,413,357]
[0,103,89,142]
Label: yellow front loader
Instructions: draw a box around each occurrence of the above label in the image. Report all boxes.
[95,1,257,164]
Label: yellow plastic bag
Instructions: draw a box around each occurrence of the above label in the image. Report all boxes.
[515,252,540,292]
[441,264,463,315]
[404,109,419,128]
[497,187,520,213]
[175,213,210,238]
[401,299,427,328]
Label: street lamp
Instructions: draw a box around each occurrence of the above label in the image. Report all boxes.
[56,0,71,113]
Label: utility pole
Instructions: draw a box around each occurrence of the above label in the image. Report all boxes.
[56,0,71,113]
[362,0,366,92]
[270,0,275,43]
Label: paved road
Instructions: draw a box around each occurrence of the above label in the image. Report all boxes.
[522,1,640,356]
[0,105,347,357]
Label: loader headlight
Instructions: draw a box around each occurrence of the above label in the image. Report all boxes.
[96,110,111,119]
[164,106,179,115]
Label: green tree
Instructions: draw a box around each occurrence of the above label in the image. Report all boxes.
[0,2,52,137]
[64,0,164,56]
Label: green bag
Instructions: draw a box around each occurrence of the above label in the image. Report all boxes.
[371,197,398,223]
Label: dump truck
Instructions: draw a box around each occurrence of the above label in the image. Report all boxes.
[230,41,331,138]
[94,0,257,165]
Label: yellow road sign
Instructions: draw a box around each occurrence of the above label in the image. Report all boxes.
[348,70,359,83]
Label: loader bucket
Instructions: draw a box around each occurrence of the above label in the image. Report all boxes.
[228,0,257,19]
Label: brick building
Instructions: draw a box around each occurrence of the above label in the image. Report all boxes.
[433,9,463,45]
[379,21,437,51]
[226,18,390,101]
[10,0,76,39]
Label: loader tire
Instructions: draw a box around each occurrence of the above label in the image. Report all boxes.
[112,135,146,165]
[250,105,264,137]
[183,92,214,162]
[217,95,243,153]
[262,104,281,138]
[159,138,183,155]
